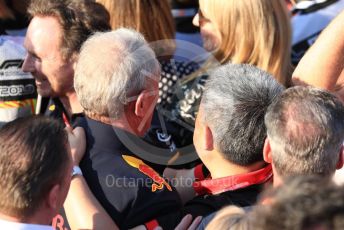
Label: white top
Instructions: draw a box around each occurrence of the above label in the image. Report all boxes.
[0,219,53,230]
[292,0,344,44]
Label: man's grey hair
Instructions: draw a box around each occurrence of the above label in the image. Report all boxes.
[201,63,285,166]
[265,86,344,177]
[74,28,160,119]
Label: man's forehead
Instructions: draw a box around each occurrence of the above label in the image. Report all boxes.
[25,15,62,49]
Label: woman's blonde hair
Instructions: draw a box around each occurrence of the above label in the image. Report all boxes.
[199,0,292,86]
[96,0,175,42]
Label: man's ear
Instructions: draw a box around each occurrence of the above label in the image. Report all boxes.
[47,184,60,212]
[73,62,77,71]
[70,53,79,70]
[135,90,156,118]
[204,126,214,151]
[263,138,272,164]
[336,146,344,169]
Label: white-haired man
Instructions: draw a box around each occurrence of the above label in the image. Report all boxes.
[64,29,182,230]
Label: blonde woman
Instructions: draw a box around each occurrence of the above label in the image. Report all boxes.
[173,0,292,128]
[195,0,291,85]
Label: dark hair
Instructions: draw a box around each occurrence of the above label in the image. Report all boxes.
[251,175,344,230]
[0,116,69,218]
[265,86,344,177]
[201,63,285,165]
[28,0,111,60]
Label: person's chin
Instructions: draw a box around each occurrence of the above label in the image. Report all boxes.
[203,39,218,52]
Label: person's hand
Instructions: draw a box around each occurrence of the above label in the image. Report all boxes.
[175,214,202,230]
[65,126,86,165]
[129,215,202,230]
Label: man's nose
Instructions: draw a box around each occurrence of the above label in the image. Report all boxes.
[22,54,35,73]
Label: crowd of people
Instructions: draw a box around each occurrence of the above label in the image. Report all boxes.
[0,0,344,229]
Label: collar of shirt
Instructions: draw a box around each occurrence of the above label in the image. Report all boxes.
[51,98,84,126]
[84,117,131,152]
[193,164,273,195]
[0,219,53,230]
[83,117,175,174]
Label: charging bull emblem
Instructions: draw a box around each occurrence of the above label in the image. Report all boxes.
[122,155,172,192]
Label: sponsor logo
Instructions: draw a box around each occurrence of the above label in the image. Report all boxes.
[0,59,23,69]
[52,214,69,230]
[0,59,33,80]
[49,104,56,111]
[122,155,172,192]
[0,84,35,97]
[156,129,172,142]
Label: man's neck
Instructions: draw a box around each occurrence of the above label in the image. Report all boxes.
[86,113,146,137]
[59,91,83,117]
[204,150,266,179]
